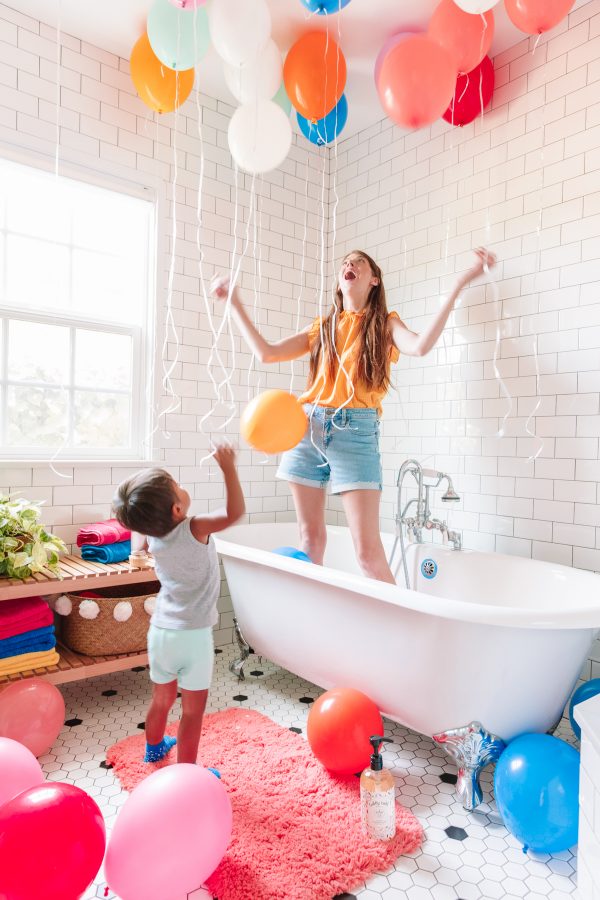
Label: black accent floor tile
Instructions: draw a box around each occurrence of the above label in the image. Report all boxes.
[214,648,223,654]
[445,825,468,841]
[250,670,264,676]
[232,694,248,702]
[299,696,314,704]
[100,761,113,770]
[131,666,146,672]
[64,717,83,727]
[334,894,357,899]
[440,772,458,784]
[101,689,117,697]
[289,726,301,734]
[137,721,146,730]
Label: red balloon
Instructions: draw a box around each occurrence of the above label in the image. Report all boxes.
[442,55,495,127]
[307,687,384,775]
[504,0,574,34]
[0,782,105,900]
[429,0,494,75]
[377,35,457,130]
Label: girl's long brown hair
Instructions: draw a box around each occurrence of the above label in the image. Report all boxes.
[307,250,393,392]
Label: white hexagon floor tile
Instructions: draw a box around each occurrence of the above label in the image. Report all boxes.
[39,644,578,900]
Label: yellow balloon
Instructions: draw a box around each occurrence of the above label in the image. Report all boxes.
[241,390,308,454]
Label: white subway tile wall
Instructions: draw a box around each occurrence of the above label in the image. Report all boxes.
[0,0,599,674]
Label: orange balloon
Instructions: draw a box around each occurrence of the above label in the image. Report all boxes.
[378,35,457,130]
[283,31,347,121]
[130,33,194,114]
[504,0,574,34]
[240,390,307,454]
[307,687,384,775]
[428,0,494,75]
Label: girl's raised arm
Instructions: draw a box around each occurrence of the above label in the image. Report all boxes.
[389,248,496,358]
[210,275,310,364]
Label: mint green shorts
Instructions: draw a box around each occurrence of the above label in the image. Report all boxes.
[147,624,214,691]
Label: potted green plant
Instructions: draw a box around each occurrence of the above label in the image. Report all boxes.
[0,496,66,579]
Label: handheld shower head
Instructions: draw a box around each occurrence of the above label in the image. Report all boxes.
[441,476,460,503]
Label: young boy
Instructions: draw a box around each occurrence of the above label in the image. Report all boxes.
[113,444,245,765]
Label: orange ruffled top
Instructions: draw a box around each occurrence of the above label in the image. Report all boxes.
[298,310,400,415]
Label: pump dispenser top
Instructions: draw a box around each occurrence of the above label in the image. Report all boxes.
[368,735,391,771]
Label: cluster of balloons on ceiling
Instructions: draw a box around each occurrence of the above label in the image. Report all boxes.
[129,0,575,175]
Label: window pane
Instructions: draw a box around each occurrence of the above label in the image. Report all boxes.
[5,235,70,310]
[8,320,70,384]
[72,249,143,324]
[74,391,130,448]
[4,164,71,244]
[7,386,68,447]
[75,330,132,391]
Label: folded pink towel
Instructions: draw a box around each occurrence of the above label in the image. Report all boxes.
[76,518,131,547]
[0,596,53,640]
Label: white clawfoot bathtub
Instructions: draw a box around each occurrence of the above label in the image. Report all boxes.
[215,523,600,743]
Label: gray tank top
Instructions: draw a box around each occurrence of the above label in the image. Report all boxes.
[148,518,219,630]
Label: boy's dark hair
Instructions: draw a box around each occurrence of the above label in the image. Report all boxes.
[113,468,178,538]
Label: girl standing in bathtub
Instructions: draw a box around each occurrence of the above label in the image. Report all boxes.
[210,248,495,584]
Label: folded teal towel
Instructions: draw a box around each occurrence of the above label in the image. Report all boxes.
[0,625,56,660]
[81,540,131,564]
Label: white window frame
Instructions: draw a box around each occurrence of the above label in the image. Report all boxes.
[0,149,158,462]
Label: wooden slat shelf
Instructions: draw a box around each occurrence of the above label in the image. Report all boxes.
[0,554,157,601]
[0,554,155,689]
[0,643,148,690]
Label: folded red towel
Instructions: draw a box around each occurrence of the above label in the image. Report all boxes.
[0,596,53,640]
[76,518,131,547]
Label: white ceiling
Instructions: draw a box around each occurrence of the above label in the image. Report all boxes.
[10,0,586,139]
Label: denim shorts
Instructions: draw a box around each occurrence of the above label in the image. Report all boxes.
[147,624,214,691]
[276,404,382,494]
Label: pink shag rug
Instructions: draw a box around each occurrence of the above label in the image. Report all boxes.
[106,708,423,900]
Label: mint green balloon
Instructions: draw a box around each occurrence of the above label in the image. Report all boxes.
[272,82,292,117]
[147,0,210,71]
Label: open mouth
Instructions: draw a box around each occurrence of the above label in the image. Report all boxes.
[344,271,356,281]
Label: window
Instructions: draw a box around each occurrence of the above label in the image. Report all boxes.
[0,157,155,459]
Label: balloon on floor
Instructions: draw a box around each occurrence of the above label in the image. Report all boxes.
[241,390,308,454]
[0,736,44,807]
[307,687,384,775]
[0,678,65,757]
[494,733,580,854]
[569,678,600,740]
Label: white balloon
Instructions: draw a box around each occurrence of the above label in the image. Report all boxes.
[228,100,292,175]
[209,0,271,67]
[453,0,500,12]
[224,39,283,105]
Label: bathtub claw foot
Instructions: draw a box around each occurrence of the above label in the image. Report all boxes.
[433,721,506,811]
[230,617,252,681]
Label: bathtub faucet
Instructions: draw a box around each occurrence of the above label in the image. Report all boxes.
[390,460,462,588]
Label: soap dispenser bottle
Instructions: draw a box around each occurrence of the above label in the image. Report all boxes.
[360,735,396,841]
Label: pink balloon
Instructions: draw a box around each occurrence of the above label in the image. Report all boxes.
[374,30,418,91]
[167,0,207,7]
[377,34,457,130]
[505,0,574,34]
[0,679,65,757]
[0,782,105,900]
[0,736,44,807]
[105,764,232,900]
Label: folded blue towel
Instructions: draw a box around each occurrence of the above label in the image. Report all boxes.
[0,624,55,653]
[0,626,56,660]
[81,540,131,564]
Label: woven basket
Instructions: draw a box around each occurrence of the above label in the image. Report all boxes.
[58,581,160,656]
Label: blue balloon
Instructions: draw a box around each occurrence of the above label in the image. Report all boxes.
[494,734,580,854]
[569,679,600,740]
[272,546,313,563]
[297,94,348,147]
[299,0,352,13]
